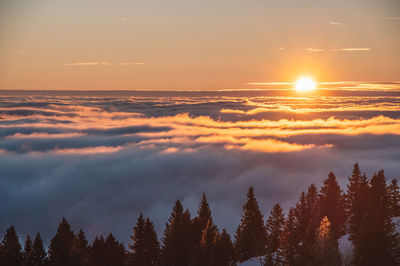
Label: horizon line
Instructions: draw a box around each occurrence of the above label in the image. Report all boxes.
[1,81,400,92]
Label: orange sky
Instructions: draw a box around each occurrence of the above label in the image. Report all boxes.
[0,0,399,90]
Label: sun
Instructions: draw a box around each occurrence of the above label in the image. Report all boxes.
[295,77,316,92]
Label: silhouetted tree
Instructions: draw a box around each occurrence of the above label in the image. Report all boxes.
[90,235,105,266]
[294,184,321,265]
[345,163,370,265]
[388,178,400,217]
[281,207,298,265]
[345,162,363,214]
[320,172,346,241]
[264,203,285,266]
[104,233,126,266]
[89,234,125,266]
[0,226,23,266]
[234,187,267,262]
[211,229,234,266]
[129,213,160,266]
[190,219,218,266]
[192,193,212,244]
[48,217,75,266]
[71,228,90,266]
[346,163,369,246]
[23,234,34,266]
[161,200,194,266]
[32,233,47,266]
[355,170,399,265]
[190,193,216,265]
[387,178,400,264]
[313,216,341,266]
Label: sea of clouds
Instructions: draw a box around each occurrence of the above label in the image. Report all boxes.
[1,87,400,245]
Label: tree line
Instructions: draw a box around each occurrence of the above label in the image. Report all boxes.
[1,163,399,266]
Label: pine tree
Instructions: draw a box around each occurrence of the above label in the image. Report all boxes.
[104,233,126,266]
[129,213,160,266]
[345,163,372,265]
[201,220,217,255]
[32,233,47,266]
[293,184,321,265]
[192,193,212,244]
[211,229,234,266]
[130,213,145,264]
[264,203,285,266]
[355,170,399,265]
[293,191,307,240]
[90,233,125,266]
[387,178,400,264]
[346,163,369,242]
[320,172,346,240]
[71,228,90,266]
[388,178,400,217]
[143,218,160,263]
[190,193,216,265]
[346,162,363,215]
[190,219,218,266]
[348,179,370,265]
[234,187,267,262]
[313,216,341,266]
[304,184,321,240]
[23,234,34,266]
[0,226,23,266]
[48,217,75,266]
[280,207,298,265]
[161,200,194,266]
[90,235,105,266]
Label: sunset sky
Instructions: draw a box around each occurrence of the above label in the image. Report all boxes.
[1,0,399,90]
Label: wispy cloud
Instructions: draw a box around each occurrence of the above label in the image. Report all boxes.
[329,21,344,26]
[64,62,112,66]
[5,132,85,140]
[227,138,316,152]
[120,17,128,22]
[305,48,325,52]
[119,62,147,66]
[380,17,400,20]
[6,50,34,54]
[53,146,122,155]
[247,82,293,85]
[332,48,371,52]
[65,62,148,67]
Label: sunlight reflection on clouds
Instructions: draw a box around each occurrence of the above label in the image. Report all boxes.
[1,89,400,244]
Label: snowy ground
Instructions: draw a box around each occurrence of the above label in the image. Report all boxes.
[239,256,265,266]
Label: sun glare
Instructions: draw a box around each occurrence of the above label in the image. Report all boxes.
[295,77,316,92]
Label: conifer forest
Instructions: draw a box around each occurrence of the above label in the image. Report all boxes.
[1,163,399,266]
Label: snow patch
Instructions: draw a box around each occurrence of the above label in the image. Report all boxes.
[338,233,353,253]
[392,216,400,233]
[239,256,265,266]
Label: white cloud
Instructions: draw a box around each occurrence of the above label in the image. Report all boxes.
[329,21,344,26]
[64,62,148,67]
[120,17,128,22]
[380,17,400,20]
[64,62,112,66]
[119,62,147,66]
[332,48,371,52]
[6,50,34,54]
[305,48,325,52]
